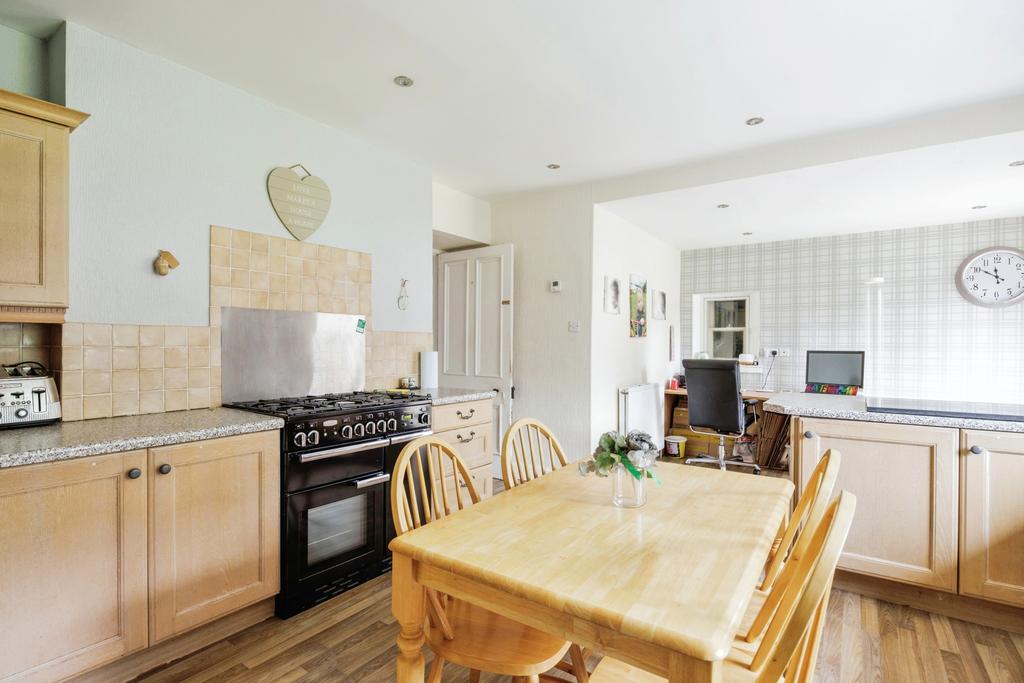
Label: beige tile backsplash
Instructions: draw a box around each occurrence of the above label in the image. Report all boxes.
[50,225,432,422]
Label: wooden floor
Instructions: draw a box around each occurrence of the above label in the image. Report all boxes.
[134,475,1024,682]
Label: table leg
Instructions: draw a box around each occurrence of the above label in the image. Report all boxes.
[392,553,425,683]
[668,654,721,683]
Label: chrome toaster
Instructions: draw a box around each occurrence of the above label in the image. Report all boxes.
[1,362,61,428]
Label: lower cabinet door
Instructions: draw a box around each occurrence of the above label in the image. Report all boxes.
[149,431,280,641]
[796,417,959,591]
[0,451,148,682]
[960,429,1024,607]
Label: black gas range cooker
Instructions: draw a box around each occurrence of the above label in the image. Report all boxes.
[226,391,432,617]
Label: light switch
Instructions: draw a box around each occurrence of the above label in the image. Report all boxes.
[568,320,580,333]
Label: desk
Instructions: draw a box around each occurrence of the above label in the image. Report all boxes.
[664,388,775,459]
[390,465,792,682]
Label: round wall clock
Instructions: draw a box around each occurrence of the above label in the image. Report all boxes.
[955,247,1024,307]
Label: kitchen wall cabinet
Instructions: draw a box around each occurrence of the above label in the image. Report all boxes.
[0,430,279,681]
[794,417,959,592]
[0,450,148,682]
[433,397,495,498]
[960,429,1024,607]
[149,431,280,641]
[0,89,88,320]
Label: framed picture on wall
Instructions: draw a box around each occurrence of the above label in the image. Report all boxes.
[629,274,647,337]
[653,290,667,320]
[603,276,622,314]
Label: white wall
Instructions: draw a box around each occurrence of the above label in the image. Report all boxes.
[491,186,595,459]
[590,207,680,445]
[61,23,432,331]
[432,182,491,244]
[0,23,47,100]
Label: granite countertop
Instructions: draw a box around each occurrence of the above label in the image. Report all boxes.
[764,392,1024,433]
[424,387,498,406]
[0,408,284,469]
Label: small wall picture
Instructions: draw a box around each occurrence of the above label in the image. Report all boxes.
[629,274,647,337]
[603,276,622,314]
[653,290,667,320]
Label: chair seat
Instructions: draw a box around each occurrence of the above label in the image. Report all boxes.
[425,598,572,675]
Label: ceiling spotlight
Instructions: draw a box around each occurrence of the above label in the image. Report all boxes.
[393,75,414,87]
[547,163,560,169]
[1010,160,1024,167]
[745,117,765,126]
[971,205,988,210]
[717,203,730,209]
[742,232,753,236]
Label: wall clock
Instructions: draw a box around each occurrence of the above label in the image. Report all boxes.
[955,247,1024,307]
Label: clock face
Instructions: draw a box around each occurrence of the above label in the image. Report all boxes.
[956,247,1024,307]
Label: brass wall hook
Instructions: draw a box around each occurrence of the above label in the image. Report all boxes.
[153,250,180,276]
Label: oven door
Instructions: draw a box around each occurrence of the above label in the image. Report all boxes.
[281,471,389,615]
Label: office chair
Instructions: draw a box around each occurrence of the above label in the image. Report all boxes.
[682,359,761,474]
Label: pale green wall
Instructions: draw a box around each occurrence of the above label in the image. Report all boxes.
[0,23,48,99]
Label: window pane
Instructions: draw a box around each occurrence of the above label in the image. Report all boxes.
[713,299,746,328]
[712,330,744,358]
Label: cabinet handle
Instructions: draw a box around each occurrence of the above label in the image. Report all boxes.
[127,468,142,479]
[803,431,815,439]
[457,431,476,444]
[969,445,984,455]
[158,464,173,475]
[456,408,475,420]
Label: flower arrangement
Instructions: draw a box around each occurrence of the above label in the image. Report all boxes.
[579,430,661,483]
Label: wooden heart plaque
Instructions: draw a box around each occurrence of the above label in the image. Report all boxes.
[267,164,331,241]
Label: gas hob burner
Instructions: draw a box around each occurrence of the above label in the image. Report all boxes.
[227,390,431,419]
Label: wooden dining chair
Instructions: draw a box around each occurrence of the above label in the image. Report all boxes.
[588,491,857,683]
[743,450,841,644]
[499,418,593,680]
[501,417,569,490]
[392,436,589,683]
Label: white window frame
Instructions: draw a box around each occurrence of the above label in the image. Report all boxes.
[691,291,761,360]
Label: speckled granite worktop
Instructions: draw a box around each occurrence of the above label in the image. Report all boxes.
[764,393,1024,433]
[425,387,498,406]
[0,408,284,469]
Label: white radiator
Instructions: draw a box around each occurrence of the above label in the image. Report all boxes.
[618,382,664,449]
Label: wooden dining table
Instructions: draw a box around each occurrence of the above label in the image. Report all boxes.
[389,463,793,683]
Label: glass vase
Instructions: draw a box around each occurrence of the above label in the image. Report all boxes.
[612,463,648,508]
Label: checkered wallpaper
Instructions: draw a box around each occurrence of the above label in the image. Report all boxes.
[680,217,1024,404]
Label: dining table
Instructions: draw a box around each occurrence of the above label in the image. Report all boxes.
[389,462,794,683]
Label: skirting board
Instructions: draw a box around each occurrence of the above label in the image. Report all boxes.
[835,570,1024,635]
[69,598,276,682]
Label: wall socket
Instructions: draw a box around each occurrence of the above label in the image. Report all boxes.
[779,348,792,357]
[763,347,779,357]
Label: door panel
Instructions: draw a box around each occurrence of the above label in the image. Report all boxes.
[0,451,147,681]
[440,258,469,376]
[149,431,280,641]
[960,429,1024,607]
[796,417,959,591]
[475,255,504,377]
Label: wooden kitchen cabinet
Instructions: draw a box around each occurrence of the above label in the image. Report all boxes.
[149,431,280,641]
[433,397,495,499]
[960,429,1024,607]
[0,451,148,682]
[794,417,959,591]
[0,89,88,318]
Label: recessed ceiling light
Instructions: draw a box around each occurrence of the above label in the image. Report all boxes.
[393,75,414,87]
[971,205,988,210]
[1010,160,1024,167]
[547,163,560,169]
[745,117,765,126]
[717,203,730,209]
[742,232,753,236]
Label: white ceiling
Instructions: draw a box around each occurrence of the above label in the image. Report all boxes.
[2,0,1024,199]
[602,132,1024,249]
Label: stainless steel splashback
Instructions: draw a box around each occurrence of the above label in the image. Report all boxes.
[221,308,366,402]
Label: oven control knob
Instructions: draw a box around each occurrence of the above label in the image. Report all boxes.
[293,432,307,448]
[307,430,320,446]
[377,419,388,433]
[14,408,28,419]
[418,413,430,425]
[354,423,365,437]
[387,418,398,431]
[341,425,353,439]
[366,421,376,435]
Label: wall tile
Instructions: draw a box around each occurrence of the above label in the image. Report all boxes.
[83,394,112,420]
[112,325,139,347]
[83,347,111,371]
[140,325,165,347]
[83,324,112,347]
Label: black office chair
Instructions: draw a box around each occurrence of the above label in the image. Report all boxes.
[682,359,761,474]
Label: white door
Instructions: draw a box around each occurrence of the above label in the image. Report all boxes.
[436,244,514,476]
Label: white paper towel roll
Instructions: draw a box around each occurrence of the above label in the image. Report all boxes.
[419,351,438,389]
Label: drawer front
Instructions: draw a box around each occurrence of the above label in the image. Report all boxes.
[432,398,493,431]
[436,422,493,470]
[444,462,494,503]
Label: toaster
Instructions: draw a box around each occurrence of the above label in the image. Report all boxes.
[1,362,61,428]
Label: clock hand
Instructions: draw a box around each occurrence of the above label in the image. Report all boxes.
[981,268,1005,284]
